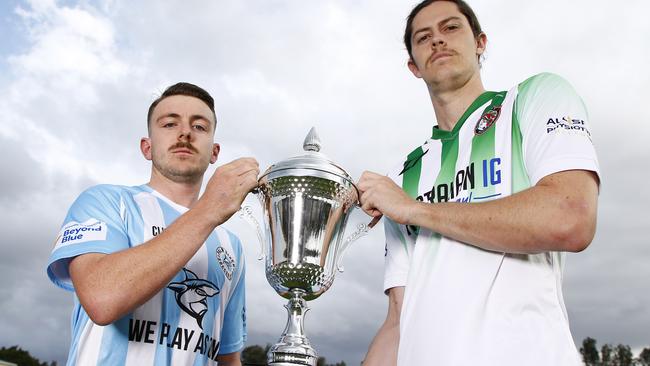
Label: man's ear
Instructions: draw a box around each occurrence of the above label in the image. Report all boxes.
[407,58,423,79]
[476,32,487,57]
[140,137,152,161]
[210,143,221,164]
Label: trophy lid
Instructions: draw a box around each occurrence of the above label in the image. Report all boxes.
[259,127,354,184]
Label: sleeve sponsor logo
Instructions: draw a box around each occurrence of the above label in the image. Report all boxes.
[546,116,591,139]
[54,219,107,248]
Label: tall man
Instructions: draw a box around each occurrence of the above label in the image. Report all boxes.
[359,1,599,365]
[47,83,259,365]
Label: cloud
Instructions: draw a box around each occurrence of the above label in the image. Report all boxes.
[1,1,649,365]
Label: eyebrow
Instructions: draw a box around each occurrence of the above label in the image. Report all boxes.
[412,16,463,38]
[156,113,212,124]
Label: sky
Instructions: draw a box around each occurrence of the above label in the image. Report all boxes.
[0,0,649,364]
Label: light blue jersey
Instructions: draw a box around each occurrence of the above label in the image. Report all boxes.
[47,184,246,366]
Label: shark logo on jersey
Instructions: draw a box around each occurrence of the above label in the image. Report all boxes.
[216,246,236,280]
[399,149,429,176]
[168,268,220,329]
[474,106,501,135]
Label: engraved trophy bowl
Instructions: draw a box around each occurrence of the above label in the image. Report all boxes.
[240,127,370,366]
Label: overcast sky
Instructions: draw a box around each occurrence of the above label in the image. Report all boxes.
[1,0,649,365]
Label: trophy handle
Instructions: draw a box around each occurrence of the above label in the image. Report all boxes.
[238,205,265,260]
[336,214,372,273]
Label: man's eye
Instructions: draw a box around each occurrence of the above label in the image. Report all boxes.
[193,124,207,132]
[163,122,176,128]
[417,34,431,44]
[445,24,459,32]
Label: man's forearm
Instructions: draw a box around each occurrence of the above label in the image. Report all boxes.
[70,200,221,325]
[216,351,241,365]
[408,170,599,254]
[363,320,399,366]
[363,287,403,366]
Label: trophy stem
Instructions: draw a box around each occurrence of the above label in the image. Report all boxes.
[268,289,318,366]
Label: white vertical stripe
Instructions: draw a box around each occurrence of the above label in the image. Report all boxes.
[457,104,485,174]
[119,197,126,222]
[495,87,518,198]
[74,322,104,366]
[216,229,235,300]
[124,192,165,366]
[171,235,210,365]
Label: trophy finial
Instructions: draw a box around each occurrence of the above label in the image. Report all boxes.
[303,127,321,152]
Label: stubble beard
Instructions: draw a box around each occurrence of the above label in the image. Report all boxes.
[152,155,207,184]
[426,59,476,95]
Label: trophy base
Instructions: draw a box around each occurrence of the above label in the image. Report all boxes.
[269,354,317,366]
[268,343,318,366]
[268,289,318,366]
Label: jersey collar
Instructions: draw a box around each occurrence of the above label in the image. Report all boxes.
[430,91,498,140]
[141,184,190,213]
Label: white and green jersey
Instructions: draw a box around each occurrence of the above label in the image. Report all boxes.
[384,73,599,366]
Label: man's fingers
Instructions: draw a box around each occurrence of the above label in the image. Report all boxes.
[360,170,382,180]
[218,158,259,178]
[368,215,382,228]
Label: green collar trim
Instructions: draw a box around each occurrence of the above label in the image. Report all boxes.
[430,91,499,140]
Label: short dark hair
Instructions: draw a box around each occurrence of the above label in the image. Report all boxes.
[404,0,483,60]
[147,82,217,130]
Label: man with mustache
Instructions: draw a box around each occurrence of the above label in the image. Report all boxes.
[359,1,600,365]
[47,83,258,365]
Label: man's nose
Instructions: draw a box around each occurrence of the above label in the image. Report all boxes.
[178,122,192,141]
[431,33,445,48]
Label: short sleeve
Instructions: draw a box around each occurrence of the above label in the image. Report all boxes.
[47,185,130,291]
[383,217,412,293]
[515,73,600,185]
[219,236,247,355]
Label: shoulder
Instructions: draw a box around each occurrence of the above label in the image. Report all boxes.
[77,184,138,200]
[386,140,432,182]
[69,184,145,217]
[516,72,580,102]
[514,73,586,127]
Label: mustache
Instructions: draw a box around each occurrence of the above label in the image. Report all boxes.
[428,48,455,64]
[168,142,198,153]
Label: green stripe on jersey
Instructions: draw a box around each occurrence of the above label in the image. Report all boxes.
[430,91,502,202]
[435,137,459,199]
[401,146,426,236]
[430,92,497,141]
[402,147,425,200]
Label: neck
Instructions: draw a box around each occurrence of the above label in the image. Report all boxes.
[427,71,486,131]
[148,168,203,208]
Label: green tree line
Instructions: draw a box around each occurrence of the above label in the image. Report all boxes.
[0,346,57,366]
[6,339,649,366]
[580,337,650,366]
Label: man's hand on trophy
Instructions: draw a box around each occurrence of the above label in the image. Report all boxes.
[358,171,415,226]
[201,157,260,225]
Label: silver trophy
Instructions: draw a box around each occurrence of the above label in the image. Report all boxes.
[240,127,369,366]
